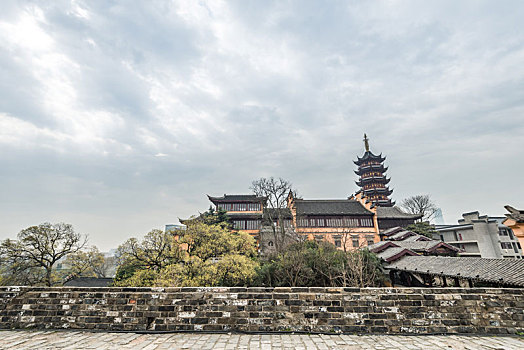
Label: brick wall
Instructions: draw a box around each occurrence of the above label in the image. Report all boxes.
[0,287,522,334]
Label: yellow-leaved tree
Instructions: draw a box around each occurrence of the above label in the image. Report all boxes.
[114,220,258,287]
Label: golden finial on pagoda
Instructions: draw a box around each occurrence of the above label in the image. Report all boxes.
[363,133,370,152]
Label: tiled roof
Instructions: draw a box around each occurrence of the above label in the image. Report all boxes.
[353,151,385,164]
[294,200,373,216]
[401,234,432,242]
[505,205,524,222]
[386,256,524,287]
[393,240,460,253]
[381,227,405,236]
[207,194,267,203]
[367,241,399,253]
[376,247,418,262]
[376,206,423,220]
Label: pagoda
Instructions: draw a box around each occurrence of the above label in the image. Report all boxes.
[354,134,394,207]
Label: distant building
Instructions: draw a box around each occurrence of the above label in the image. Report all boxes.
[287,192,379,250]
[434,211,523,259]
[353,134,394,207]
[433,208,445,224]
[503,205,524,251]
[207,194,266,236]
[165,224,186,233]
[368,226,460,263]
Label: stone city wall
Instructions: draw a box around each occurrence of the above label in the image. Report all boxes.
[0,287,522,334]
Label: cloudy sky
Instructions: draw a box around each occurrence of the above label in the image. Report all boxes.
[1,0,523,251]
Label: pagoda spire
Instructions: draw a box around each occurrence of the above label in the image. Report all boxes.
[363,133,370,152]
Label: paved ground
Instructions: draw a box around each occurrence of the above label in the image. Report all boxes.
[0,331,523,349]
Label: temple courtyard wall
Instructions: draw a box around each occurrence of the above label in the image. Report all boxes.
[0,286,522,335]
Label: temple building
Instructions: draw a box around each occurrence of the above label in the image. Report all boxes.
[350,134,421,230]
[353,134,393,207]
[189,134,420,253]
[207,194,266,236]
[287,192,380,250]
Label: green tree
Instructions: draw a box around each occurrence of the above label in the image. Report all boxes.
[406,222,437,238]
[256,240,384,287]
[115,221,258,287]
[201,206,232,228]
[0,223,86,286]
[64,246,113,280]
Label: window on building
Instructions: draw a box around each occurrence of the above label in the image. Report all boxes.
[268,241,273,247]
[335,239,341,247]
[352,237,360,248]
[366,237,374,246]
[500,242,513,250]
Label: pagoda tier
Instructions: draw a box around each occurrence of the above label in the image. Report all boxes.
[353,152,385,165]
[362,187,393,196]
[353,134,394,207]
[354,164,388,176]
[355,177,391,187]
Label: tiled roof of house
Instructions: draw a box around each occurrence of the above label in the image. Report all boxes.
[294,200,373,216]
[386,256,524,287]
[207,194,267,203]
[376,206,422,220]
[392,240,460,253]
[376,247,418,262]
[381,226,405,236]
[367,241,399,253]
[401,234,432,242]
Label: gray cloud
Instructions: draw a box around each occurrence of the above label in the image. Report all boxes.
[1,0,523,250]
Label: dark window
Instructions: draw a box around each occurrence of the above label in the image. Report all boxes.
[335,240,341,247]
[500,242,512,250]
[268,241,273,247]
[352,237,359,248]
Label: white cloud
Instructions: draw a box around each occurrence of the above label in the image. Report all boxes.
[1,0,523,249]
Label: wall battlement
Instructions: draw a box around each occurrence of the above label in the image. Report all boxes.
[1,287,522,334]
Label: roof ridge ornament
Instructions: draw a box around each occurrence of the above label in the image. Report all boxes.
[363,133,370,152]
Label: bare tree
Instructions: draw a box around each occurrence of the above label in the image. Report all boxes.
[344,248,382,287]
[0,223,87,286]
[400,194,439,222]
[65,246,115,279]
[116,229,180,272]
[250,177,298,252]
